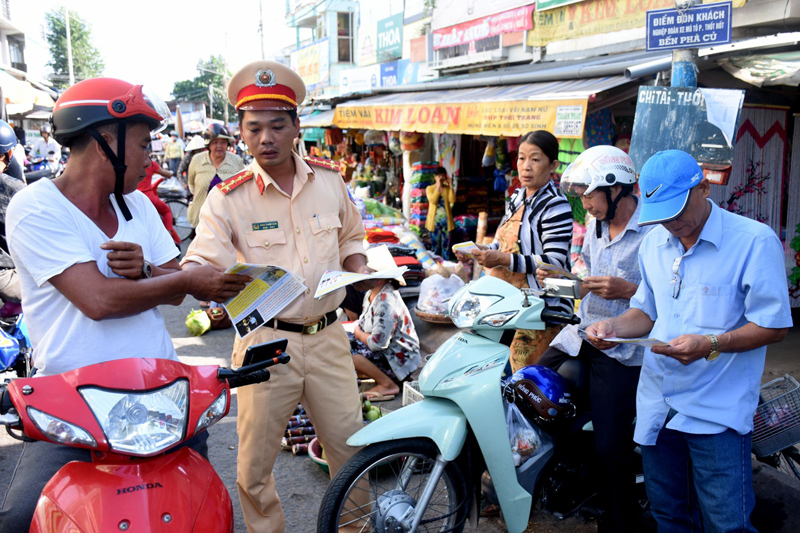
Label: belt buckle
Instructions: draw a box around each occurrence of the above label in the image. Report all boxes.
[303,320,322,335]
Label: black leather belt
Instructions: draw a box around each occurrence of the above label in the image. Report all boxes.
[268,310,338,335]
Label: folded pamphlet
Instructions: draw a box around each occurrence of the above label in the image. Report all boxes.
[314,267,408,299]
[452,241,480,257]
[535,258,581,282]
[222,263,307,339]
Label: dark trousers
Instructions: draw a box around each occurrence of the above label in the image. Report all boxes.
[0,431,208,531]
[538,342,641,533]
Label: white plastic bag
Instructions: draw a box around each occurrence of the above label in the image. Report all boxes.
[156,176,184,196]
[417,274,465,315]
[505,401,541,467]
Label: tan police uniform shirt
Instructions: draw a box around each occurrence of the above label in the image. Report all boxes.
[181,152,365,324]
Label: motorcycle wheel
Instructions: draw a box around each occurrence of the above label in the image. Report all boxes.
[317,438,468,533]
[165,198,193,243]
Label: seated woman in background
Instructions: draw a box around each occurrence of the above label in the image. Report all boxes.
[351,278,421,401]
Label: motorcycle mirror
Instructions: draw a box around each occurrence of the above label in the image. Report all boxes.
[242,338,289,367]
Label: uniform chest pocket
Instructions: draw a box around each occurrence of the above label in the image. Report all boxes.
[309,213,342,262]
[695,283,741,331]
[245,229,289,266]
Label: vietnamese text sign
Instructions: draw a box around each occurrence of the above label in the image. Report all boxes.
[434,5,534,50]
[629,86,745,171]
[377,13,403,61]
[338,65,380,95]
[646,2,732,51]
[536,0,584,12]
[290,39,330,90]
[334,99,587,138]
[526,0,742,47]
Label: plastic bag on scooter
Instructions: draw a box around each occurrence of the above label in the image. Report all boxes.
[417,274,464,315]
[505,401,541,467]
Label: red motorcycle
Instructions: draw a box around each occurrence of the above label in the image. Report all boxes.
[0,339,290,532]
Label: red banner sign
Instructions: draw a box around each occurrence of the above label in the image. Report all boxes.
[433,4,535,50]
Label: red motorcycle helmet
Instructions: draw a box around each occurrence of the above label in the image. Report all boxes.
[51,78,170,220]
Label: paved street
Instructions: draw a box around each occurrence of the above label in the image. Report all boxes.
[1,297,799,532]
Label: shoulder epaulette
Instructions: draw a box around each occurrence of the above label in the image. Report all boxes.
[304,156,340,172]
[216,169,254,195]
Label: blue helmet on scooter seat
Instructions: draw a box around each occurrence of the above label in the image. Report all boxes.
[507,365,574,423]
[0,120,16,155]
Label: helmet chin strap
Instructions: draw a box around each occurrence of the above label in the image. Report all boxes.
[596,187,624,238]
[86,121,132,221]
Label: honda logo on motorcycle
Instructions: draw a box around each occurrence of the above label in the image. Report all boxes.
[117,482,164,495]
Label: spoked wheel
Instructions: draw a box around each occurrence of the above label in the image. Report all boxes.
[165,198,193,243]
[318,438,468,533]
[776,446,800,479]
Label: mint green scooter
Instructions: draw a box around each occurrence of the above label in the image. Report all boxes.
[317,276,580,533]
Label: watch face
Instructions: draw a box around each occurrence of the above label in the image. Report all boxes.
[143,261,153,278]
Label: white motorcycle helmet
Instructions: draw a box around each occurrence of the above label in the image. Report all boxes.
[560,145,637,237]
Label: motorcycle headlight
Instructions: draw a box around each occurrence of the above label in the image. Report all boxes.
[27,407,97,448]
[80,379,188,456]
[195,390,227,435]
[478,311,518,327]
[449,292,501,328]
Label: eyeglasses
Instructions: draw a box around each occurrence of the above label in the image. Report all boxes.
[671,256,683,299]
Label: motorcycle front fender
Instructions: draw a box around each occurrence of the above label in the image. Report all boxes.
[347,397,467,461]
[30,447,233,533]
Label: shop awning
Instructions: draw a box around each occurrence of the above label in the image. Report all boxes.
[333,75,632,138]
[300,109,336,128]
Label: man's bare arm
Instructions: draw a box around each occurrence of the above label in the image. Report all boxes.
[49,262,249,320]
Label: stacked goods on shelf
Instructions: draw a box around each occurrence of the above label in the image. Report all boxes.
[361,198,405,230]
[394,256,425,286]
[408,163,437,236]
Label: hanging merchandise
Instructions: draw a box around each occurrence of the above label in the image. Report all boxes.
[583,108,615,148]
[407,162,437,237]
[324,128,344,146]
[364,130,385,146]
[388,137,403,156]
[482,139,497,167]
[493,168,508,193]
[400,131,425,152]
[355,132,366,146]
[436,134,462,183]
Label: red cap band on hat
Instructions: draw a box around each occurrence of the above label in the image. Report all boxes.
[236,84,297,110]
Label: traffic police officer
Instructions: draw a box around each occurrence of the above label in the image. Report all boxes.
[181,60,369,532]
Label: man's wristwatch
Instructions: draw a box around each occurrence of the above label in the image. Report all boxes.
[141,260,154,279]
[705,334,720,361]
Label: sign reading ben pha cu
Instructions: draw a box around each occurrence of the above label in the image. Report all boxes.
[646,1,732,51]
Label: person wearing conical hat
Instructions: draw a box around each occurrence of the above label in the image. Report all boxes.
[181,60,371,532]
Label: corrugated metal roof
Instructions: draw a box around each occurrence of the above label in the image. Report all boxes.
[300,109,336,128]
[337,75,632,107]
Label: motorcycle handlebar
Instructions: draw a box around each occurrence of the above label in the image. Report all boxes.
[540,309,581,326]
[225,368,273,389]
[218,353,291,389]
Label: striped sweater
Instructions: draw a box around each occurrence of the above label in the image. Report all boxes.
[488,181,574,314]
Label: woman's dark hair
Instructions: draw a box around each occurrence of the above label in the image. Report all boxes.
[519,130,559,163]
[388,278,402,290]
[434,166,447,177]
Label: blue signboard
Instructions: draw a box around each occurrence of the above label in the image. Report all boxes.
[380,60,422,87]
[646,1,732,51]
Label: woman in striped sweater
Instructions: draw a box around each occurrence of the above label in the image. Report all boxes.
[471,130,574,371]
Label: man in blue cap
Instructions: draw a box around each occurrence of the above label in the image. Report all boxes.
[587,149,792,531]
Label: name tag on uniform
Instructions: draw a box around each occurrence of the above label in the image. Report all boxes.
[252,221,279,231]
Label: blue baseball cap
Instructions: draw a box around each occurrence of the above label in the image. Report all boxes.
[638,150,703,226]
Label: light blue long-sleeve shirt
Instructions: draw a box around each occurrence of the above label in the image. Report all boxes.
[631,200,792,446]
